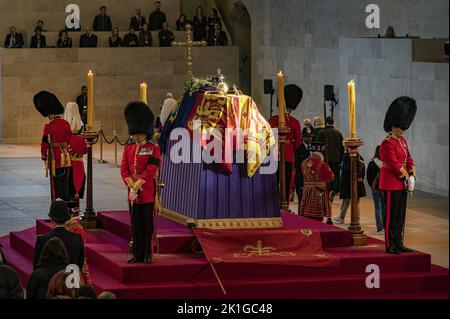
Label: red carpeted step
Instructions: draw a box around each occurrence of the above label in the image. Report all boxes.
[7,226,434,285]
[89,264,448,299]
[0,236,33,287]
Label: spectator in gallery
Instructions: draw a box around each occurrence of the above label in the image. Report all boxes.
[79,26,98,48]
[93,6,112,32]
[0,253,24,299]
[193,6,207,41]
[366,145,385,235]
[130,8,146,31]
[56,30,72,48]
[46,270,78,299]
[30,27,47,48]
[36,20,47,32]
[384,25,396,38]
[123,27,139,47]
[26,237,69,299]
[139,23,153,47]
[3,26,24,48]
[207,8,221,36]
[159,22,175,47]
[109,27,122,47]
[176,14,189,31]
[207,22,228,46]
[76,86,88,126]
[149,1,167,31]
[32,200,84,271]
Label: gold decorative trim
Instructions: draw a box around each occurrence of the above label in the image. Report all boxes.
[160,208,283,229]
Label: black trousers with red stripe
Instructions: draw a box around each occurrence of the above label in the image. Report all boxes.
[129,203,155,260]
[383,190,408,250]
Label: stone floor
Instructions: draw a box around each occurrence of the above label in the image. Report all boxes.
[0,143,448,268]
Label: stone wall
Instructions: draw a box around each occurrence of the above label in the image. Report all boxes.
[0,46,239,143]
[241,0,449,193]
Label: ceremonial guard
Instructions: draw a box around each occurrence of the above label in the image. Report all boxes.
[64,102,87,214]
[268,85,303,205]
[294,127,313,214]
[121,102,161,265]
[34,91,72,201]
[299,141,335,222]
[379,97,417,254]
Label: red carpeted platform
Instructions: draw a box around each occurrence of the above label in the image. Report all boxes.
[0,211,448,299]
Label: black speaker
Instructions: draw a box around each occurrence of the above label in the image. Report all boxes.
[264,79,274,94]
[324,85,335,101]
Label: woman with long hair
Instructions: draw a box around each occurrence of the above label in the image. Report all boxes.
[192,6,207,41]
[109,27,122,47]
[47,270,78,299]
[26,237,69,299]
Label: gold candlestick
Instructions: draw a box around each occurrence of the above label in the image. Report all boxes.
[347,80,357,139]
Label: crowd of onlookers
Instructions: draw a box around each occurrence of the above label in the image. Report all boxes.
[3,2,228,49]
[0,200,117,299]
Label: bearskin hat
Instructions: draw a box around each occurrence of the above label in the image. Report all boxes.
[284,84,303,111]
[33,91,65,117]
[383,97,417,133]
[124,101,154,136]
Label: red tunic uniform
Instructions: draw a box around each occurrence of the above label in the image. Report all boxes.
[41,118,72,169]
[268,114,302,162]
[299,157,334,219]
[379,134,415,191]
[120,141,161,204]
[68,134,87,199]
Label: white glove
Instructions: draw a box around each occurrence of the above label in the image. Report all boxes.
[407,175,415,193]
[129,189,138,202]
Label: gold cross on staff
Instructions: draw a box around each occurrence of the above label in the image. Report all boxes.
[171,24,207,79]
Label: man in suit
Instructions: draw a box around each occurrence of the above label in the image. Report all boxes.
[130,8,146,31]
[123,27,139,47]
[33,200,84,270]
[76,86,88,128]
[207,23,228,46]
[79,26,98,48]
[93,6,112,32]
[149,1,167,31]
[30,27,46,48]
[4,26,24,48]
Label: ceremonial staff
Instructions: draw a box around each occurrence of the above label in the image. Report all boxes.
[47,133,55,201]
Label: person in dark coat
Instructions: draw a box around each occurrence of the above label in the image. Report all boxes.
[26,237,69,299]
[30,27,46,48]
[367,145,385,234]
[0,257,24,299]
[130,8,146,31]
[159,22,174,47]
[79,26,98,48]
[4,26,24,48]
[176,14,189,31]
[123,27,139,47]
[93,6,112,31]
[76,86,88,128]
[138,23,153,47]
[33,200,84,270]
[333,148,366,224]
[193,6,207,41]
[109,28,122,47]
[56,30,72,48]
[148,1,167,31]
[207,23,228,46]
[317,116,344,199]
[295,127,313,213]
[207,8,221,36]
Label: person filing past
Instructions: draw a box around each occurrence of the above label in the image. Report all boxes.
[34,91,72,201]
[121,102,161,264]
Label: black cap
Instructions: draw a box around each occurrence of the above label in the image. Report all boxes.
[33,91,64,117]
[124,102,155,136]
[48,200,70,224]
[383,97,417,133]
[284,84,303,111]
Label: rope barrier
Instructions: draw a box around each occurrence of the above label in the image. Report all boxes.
[92,126,132,165]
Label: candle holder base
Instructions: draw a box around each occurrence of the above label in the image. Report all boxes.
[80,211,101,229]
[350,232,368,246]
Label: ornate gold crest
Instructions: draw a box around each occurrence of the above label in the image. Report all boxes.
[233,240,295,258]
[300,229,313,237]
